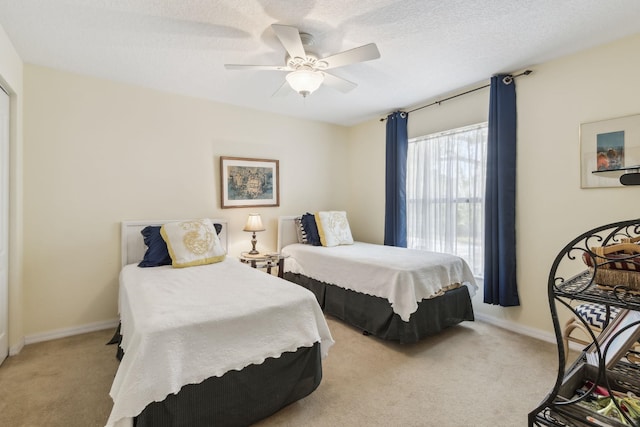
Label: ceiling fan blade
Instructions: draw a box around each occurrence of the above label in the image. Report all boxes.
[224,64,289,71]
[323,72,358,93]
[319,43,380,69]
[271,24,307,59]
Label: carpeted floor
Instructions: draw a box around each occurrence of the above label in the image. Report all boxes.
[0,317,563,427]
[0,327,119,427]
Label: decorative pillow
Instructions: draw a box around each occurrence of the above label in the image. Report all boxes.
[574,303,621,329]
[315,211,354,247]
[160,219,226,268]
[213,222,222,235]
[138,226,172,267]
[300,212,322,246]
[294,217,308,244]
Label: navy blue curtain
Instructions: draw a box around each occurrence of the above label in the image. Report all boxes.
[384,111,408,247]
[483,75,520,306]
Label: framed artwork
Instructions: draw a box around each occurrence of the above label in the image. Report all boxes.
[220,156,279,208]
[580,114,640,188]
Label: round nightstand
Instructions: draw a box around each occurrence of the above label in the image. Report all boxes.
[239,252,289,278]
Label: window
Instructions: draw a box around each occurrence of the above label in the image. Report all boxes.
[406,122,488,277]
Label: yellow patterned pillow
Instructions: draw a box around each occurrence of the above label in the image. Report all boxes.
[160,219,226,268]
[315,211,354,247]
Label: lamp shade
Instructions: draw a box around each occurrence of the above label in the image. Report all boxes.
[243,213,265,232]
[286,69,324,97]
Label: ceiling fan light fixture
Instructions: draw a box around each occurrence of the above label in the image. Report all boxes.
[286,69,324,97]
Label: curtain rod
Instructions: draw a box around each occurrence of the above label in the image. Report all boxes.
[380,70,532,121]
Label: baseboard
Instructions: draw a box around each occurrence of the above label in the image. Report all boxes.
[24,318,119,346]
[475,312,588,353]
[9,338,24,356]
[474,312,558,344]
[17,314,573,353]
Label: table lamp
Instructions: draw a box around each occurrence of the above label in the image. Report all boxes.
[243,213,265,255]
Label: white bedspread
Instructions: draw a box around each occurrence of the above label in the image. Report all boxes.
[282,242,477,322]
[106,258,334,427]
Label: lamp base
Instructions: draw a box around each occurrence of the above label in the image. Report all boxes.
[249,232,259,255]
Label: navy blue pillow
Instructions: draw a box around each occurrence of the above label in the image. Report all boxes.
[138,226,172,267]
[213,222,222,235]
[301,213,322,246]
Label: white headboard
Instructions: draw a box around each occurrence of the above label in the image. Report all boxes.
[277,215,300,253]
[121,219,228,268]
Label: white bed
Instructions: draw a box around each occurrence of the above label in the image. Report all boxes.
[277,215,477,343]
[107,219,334,427]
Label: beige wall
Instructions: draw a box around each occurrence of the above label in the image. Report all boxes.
[22,65,349,337]
[0,25,24,354]
[348,32,640,339]
[11,28,640,343]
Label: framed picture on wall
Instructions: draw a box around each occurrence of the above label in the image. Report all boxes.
[220,156,279,208]
[580,114,640,188]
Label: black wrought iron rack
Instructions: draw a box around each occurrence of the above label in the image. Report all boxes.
[529,218,640,427]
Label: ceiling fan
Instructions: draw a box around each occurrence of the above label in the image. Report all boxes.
[224,24,380,97]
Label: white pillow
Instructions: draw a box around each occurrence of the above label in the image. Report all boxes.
[315,211,354,247]
[160,219,226,268]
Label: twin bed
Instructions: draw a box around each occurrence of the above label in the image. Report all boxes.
[277,215,478,344]
[108,214,477,427]
[107,219,334,427]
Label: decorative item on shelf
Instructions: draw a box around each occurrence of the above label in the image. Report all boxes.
[582,240,640,291]
[591,165,640,186]
[243,213,265,255]
[621,172,640,185]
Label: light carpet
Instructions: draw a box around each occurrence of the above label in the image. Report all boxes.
[0,317,563,427]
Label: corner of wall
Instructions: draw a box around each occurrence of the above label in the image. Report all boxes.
[0,22,25,355]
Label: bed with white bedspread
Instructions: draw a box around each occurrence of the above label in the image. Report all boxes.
[277,215,477,343]
[107,219,333,427]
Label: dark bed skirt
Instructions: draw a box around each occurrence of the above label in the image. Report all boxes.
[283,272,474,344]
[111,332,322,427]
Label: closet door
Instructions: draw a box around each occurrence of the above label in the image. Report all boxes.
[0,86,9,365]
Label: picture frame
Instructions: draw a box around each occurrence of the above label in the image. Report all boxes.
[220,156,279,208]
[580,113,640,188]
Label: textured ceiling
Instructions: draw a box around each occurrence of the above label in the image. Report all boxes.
[1,0,640,126]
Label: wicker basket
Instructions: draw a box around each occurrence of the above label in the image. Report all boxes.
[593,268,640,293]
[590,243,640,292]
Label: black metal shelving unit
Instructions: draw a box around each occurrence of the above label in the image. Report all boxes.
[529,218,640,427]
